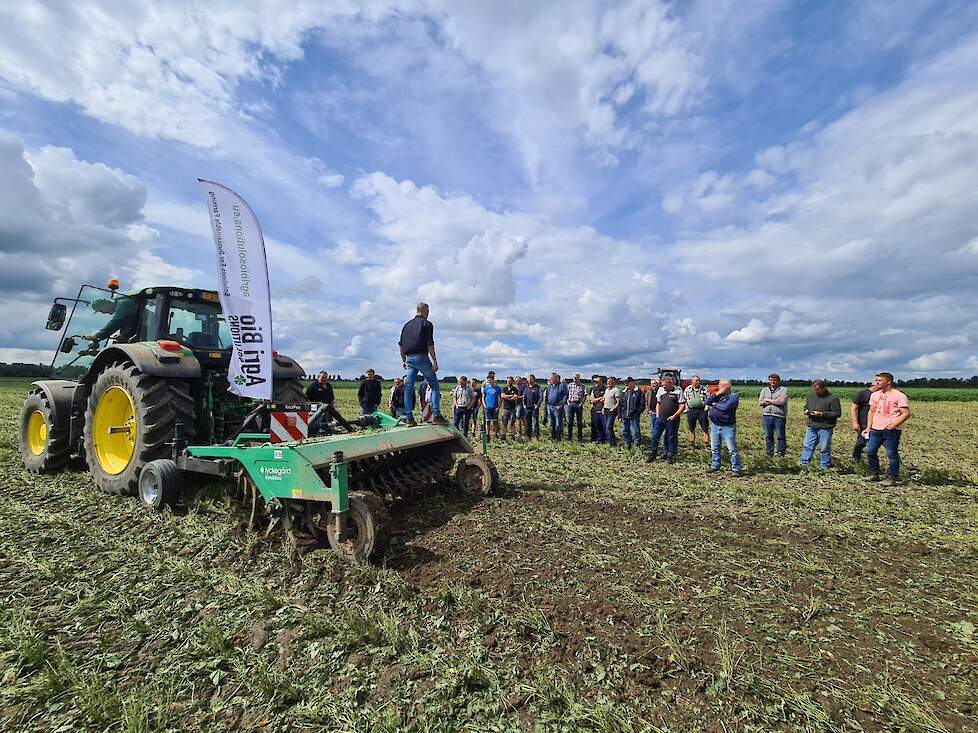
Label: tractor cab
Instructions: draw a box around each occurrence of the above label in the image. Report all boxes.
[48,284,231,374]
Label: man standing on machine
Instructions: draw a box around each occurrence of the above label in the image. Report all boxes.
[399,302,448,426]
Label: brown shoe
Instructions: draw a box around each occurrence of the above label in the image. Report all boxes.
[403,417,417,427]
[879,477,898,487]
[864,473,880,482]
[432,415,449,425]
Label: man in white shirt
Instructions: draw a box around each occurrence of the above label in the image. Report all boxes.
[451,376,476,434]
[602,376,622,447]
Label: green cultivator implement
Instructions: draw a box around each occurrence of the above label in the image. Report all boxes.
[18,279,498,563]
[168,406,497,562]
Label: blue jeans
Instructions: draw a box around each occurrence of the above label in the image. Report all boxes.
[602,411,617,446]
[761,415,786,455]
[403,355,441,420]
[621,414,642,446]
[710,423,743,472]
[799,426,833,468]
[525,407,540,438]
[452,406,470,433]
[867,429,901,478]
[649,416,678,457]
[590,410,607,443]
[565,404,584,440]
[547,405,564,439]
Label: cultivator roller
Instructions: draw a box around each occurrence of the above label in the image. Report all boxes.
[167,410,499,562]
[348,443,456,500]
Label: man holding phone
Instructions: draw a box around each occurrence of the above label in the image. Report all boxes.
[863,372,910,486]
[705,379,743,476]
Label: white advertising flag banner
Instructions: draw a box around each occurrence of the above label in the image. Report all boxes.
[198,179,274,400]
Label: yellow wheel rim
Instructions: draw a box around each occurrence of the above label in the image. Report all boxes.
[27,410,47,456]
[93,386,137,475]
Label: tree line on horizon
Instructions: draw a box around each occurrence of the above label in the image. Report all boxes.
[2,362,977,389]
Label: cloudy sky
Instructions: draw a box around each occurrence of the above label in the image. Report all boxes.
[2,1,977,380]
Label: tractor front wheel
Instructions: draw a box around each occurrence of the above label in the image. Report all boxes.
[326,491,391,564]
[84,363,196,496]
[138,459,183,510]
[19,391,70,473]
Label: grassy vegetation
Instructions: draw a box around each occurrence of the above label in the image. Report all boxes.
[1,376,976,731]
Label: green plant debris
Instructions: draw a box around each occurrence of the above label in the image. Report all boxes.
[0,377,976,731]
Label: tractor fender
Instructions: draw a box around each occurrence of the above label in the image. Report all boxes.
[29,380,81,431]
[83,343,202,385]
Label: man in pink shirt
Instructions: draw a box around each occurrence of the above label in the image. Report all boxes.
[862,371,910,486]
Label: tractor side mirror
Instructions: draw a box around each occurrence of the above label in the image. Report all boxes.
[60,336,77,353]
[46,303,67,331]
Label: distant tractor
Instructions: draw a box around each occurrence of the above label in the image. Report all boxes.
[655,367,691,389]
[19,279,497,562]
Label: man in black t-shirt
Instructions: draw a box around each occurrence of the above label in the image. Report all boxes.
[500,377,520,440]
[850,384,874,461]
[589,376,607,443]
[357,368,383,415]
[305,371,335,405]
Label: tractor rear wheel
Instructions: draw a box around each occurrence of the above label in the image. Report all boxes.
[273,379,307,404]
[326,491,392,564]
[455,455,500,497]
[19,391,70,473]
[84,363,197,496]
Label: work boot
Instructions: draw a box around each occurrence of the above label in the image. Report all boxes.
[404,417,417,427]
[706,465,721,473]
[880,476,898,487]
[864,473,880,482]
[731,469,743,477]
[431,415,449,425]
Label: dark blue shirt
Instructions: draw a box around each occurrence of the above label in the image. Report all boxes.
[705,392,739,426]
[546,382,568,407]
[522,384,542,409]
[398,315,434,356]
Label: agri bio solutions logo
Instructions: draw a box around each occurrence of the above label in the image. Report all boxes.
[228,313,267,389]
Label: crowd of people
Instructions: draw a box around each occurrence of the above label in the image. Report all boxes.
[306,368,911,485]
[305,303,913,485]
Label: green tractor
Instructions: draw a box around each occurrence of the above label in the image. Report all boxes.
[18,280,306,494]
[19,279,498,562]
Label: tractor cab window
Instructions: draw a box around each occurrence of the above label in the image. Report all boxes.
[51,285,123,373]
[166,299,231,350]
[135,298,157,342]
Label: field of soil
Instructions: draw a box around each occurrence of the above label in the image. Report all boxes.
[1,377,976,732]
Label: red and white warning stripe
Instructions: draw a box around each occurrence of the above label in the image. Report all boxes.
[269,410,309,443]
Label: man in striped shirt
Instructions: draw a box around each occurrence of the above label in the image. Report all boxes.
[565,373,587,442]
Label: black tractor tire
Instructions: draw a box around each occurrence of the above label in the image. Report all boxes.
[138,459,183,510]
[273,379,308,404]
[19,391,70,473]
[84,362,197,497]
[326,490,392,564]
[455,454,500,497]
